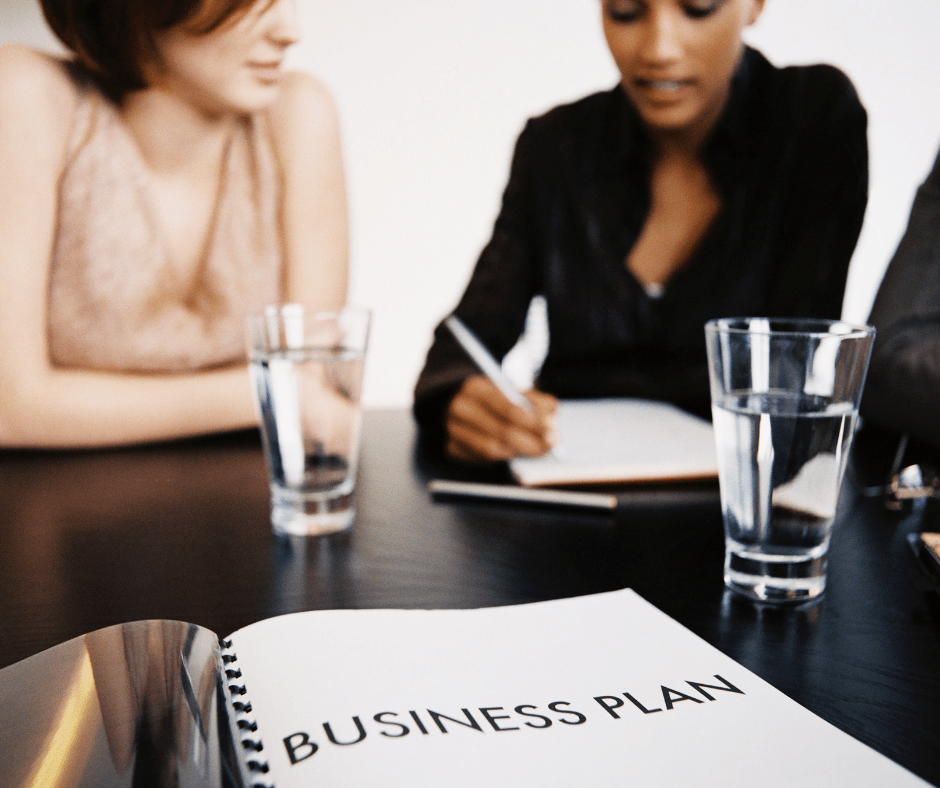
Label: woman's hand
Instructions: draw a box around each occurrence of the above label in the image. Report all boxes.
[445,375,558,462]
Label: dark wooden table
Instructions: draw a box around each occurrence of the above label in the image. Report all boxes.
[1,410,938,785]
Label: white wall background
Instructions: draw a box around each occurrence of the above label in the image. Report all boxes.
[4,1,939,407]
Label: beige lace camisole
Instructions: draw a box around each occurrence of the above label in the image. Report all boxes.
[47,67,284,372]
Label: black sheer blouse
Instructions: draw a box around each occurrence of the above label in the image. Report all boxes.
[414,47,868,447]
[862,146,940,448]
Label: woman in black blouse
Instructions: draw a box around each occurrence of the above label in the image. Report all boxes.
[861,146,940,448]
[415,0,868,462]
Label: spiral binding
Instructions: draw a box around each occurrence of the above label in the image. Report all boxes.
[220,639,273,788]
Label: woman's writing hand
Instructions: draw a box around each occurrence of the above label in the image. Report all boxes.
[445,375,558,462]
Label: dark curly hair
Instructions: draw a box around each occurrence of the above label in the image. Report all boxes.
[40,0,273,97]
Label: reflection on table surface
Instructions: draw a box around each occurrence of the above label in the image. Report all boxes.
[0,410,938,786]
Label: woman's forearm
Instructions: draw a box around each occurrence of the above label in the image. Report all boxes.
[0,363,258,449]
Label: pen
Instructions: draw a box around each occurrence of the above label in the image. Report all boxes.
[428,479,618,510]
[444,315,534,412]
[444,315,565,459]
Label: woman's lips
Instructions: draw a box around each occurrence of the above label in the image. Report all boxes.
[247,62,283,85]
[632,77,694,102]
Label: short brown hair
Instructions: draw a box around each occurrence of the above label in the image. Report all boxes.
[40,0,267,97]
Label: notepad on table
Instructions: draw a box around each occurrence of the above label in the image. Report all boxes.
[510,397,719,488]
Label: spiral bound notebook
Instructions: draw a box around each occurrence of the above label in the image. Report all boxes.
[0,590,930,787]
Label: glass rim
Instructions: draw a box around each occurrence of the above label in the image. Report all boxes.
[246,303,371,323]
[246,303,371,354]
[705,316,874,340]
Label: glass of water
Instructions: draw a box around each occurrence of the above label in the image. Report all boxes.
[704,318,875,604]
[247,305,371,537]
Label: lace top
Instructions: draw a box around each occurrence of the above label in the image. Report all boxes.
[47,65,284,372]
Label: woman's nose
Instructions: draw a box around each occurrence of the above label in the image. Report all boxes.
[640,9,684,64]
[266,0,301,47]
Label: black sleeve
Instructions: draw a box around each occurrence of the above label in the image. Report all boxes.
[860,145,940,447]
[412,120,543,447]
[767,65,869,319]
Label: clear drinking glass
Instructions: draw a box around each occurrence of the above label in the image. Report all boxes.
[247,305,371,537]
[704,318,875,604]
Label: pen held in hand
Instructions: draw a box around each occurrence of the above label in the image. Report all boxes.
[444,316,533,412]
[444,315,564,458]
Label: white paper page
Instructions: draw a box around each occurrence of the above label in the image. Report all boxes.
[510,398,718,487]
[227,590,927,788]
[771,452,841,520]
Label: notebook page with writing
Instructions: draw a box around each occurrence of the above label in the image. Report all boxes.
[225,590,928,787]
[510,398,719,487]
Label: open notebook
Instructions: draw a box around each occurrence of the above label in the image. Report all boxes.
[511,398,719,487]
[0,590,929,787]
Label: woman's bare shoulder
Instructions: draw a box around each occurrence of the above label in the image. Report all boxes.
[0,45,77,96]
[265,70,340,154]
[0,45,78,137]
